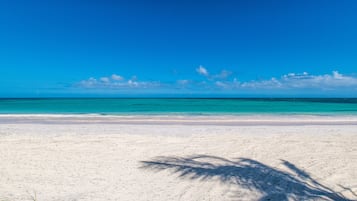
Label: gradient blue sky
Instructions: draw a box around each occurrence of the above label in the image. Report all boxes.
[1,0,357,97]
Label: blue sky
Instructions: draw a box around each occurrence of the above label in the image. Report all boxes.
[1,0,357,97]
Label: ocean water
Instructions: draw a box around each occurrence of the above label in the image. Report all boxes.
[0,98,357,115]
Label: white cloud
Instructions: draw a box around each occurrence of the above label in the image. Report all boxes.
[111,74,124,81]
[196,66,232,80]
[212,70,232,79]
[100,77,110,83]
[77,74,160,89]
[177,80,190,85]
[279,71,357,89]
[79,77,98,88]
[215,81,230,88]
[196,65,209,76]
[127,79,138,87]
[240,77,282,89]
[218,71,357,90]
[76,71,357,94]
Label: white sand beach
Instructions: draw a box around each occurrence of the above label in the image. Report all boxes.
[0,115,356,201]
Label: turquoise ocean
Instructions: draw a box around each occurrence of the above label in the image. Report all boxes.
[0,98,357,115]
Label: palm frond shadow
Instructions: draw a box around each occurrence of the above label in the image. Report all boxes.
[140,155,353,201]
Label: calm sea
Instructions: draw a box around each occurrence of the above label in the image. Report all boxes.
[0,98,357,115]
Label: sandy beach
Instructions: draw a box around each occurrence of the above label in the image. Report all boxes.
[0,115,356,201]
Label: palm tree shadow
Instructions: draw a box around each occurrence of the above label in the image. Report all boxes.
[140,155,354,201]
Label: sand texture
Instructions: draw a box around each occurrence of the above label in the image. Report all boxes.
[0,115,356,201]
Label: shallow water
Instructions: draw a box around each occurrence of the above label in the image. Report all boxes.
[0,98,357,115]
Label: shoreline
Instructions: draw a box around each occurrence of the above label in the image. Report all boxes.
[1,114,357,126]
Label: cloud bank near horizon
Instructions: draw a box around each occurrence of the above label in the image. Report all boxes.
[77,74,160,89]
[215,71,357,90]
[76,67,357,95]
